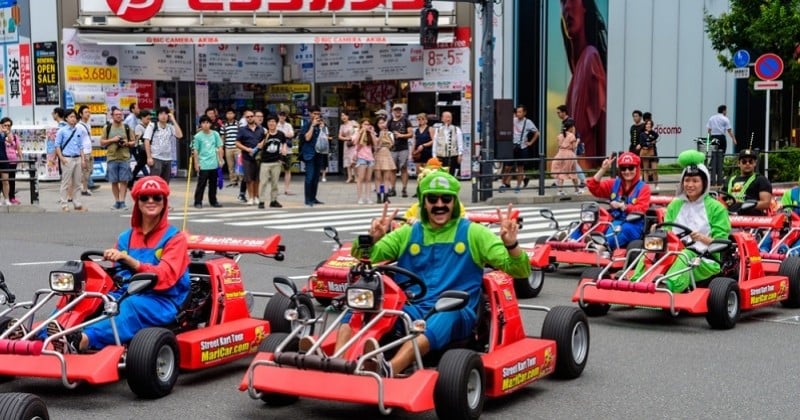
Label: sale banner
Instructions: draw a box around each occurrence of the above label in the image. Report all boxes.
[33,41,59,105]
[19,42,30,106]
[6,43,20,107]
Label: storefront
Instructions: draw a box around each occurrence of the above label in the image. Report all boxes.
[63,0,474,177]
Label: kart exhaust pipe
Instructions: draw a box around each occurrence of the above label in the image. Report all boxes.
[595,279,656,293]
[0,339,44,356]
[274,351,356,374]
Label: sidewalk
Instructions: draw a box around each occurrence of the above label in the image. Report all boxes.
[3,172,794,213]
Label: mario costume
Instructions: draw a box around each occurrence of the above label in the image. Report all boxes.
[83,176,190,349]
[634,150,730,293]
[761,166,800,254]
[353,172,530,351]
[574,152,650,250]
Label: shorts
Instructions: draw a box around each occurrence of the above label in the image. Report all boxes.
[391,150,409,169]
[356,158,375,167]
[243,159,260,183]
[106,160,132,183]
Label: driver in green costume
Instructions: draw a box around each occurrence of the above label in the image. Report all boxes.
[634,150,731,293]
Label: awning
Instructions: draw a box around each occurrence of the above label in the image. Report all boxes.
[77,31,453,45]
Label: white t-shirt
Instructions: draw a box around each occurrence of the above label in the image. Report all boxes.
[513,117,538,148]
[78,121,93,153]
[707,113,731,135]
[144,122,176,160]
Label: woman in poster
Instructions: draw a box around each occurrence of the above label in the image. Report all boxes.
[561,0,607,159]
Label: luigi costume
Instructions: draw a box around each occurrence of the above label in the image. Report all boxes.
[634,150,731,293]
[352,171,530,351]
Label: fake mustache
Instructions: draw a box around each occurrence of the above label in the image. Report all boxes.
[430,206,450,215]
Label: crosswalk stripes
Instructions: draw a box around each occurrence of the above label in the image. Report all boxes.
[157,205,582,248]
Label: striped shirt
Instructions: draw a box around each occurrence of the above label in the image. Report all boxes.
[223,121,239,149]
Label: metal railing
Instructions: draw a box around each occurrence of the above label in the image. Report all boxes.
[0,159,39,205]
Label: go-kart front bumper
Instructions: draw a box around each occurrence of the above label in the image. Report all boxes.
[0,345,124,386]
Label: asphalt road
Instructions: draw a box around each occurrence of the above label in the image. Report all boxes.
[1,205,799,419]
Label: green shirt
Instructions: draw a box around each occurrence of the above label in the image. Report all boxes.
[192,130,223,170]
[354,218,531,280]
[105,124,132,162]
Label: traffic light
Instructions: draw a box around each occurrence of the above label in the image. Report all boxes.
[420,7,439,48]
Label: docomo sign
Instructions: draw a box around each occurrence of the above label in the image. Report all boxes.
[102,0,426,22]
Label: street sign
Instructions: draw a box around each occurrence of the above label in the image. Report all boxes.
[754,53,784,81]
[733,49,750,68]
[754,80,783,90]
[733,67,749,79]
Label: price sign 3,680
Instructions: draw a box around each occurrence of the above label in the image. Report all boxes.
[65,65,119,84]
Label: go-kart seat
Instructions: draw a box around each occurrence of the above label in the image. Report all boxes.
[419,291,490,367]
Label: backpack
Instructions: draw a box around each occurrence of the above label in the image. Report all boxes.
[104,123,132,144]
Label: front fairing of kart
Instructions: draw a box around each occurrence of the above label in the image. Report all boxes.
[0,346,125,385]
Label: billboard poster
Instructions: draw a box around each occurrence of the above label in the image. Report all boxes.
[33,41,59,105]
[546,0,608,159]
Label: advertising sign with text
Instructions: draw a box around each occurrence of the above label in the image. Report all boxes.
[315,44,423,83]
[119,44,194,81]
[33,41,59,105]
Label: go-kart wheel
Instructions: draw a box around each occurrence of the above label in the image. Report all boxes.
[257,332,300,406]
[778,256,800,308]
[541,306,590,379]
[624,239,644,269]
[126,327,179,399]
[433,349,485,420]
[0,392,49,420]
[578,268,610,317]
[514,270,544,299]
[263,294,315,335]
[705,277,739,330]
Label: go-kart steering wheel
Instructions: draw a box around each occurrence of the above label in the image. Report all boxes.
[80,250,137,281]
[374,265,427,304]
[710,190,736,207]
[653,222,694,242]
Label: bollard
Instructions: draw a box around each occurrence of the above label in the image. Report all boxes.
[27,165,38,205]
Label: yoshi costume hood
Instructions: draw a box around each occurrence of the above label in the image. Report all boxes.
[417,171,463,224]
[674,150,710,199]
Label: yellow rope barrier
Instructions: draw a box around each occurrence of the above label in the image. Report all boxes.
[182,155,193,232]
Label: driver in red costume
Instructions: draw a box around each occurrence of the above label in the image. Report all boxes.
[49,176,190,353]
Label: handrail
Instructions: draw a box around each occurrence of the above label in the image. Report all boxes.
[0,159,38,205]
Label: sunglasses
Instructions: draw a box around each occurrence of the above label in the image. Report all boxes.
[425,194,454,205]
[739,159,755,164]
[619,166,636,172]
[138,195,164,203]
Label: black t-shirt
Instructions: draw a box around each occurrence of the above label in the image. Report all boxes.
[260,130,286,163]
[237,125,265,161]
[387,117,410,151]
[724,173,772,215]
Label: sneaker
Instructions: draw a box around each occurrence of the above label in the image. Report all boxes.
[247,198,255,206]
[575,189,585,195]
[258,202,265,209]
[81,190,92,196]
[514,187,520,193]
[313,200,324,205]
[362,338,392,378]
[238,194,247,203]
[254,197,261,205]
[61,204,70,212]
[5,318,27,340]
[9,198,19,205]
[3,200,12,206]
[401,189,408,198]
[498,184,510,193]
[322,177,327,182]
[269,201,282,208]
[110,202,120,210]
[367,199,375,204]
[523,177,530,188]
[284,191,295,196]
[655,185,660,192]
[194,203,203,209]
[298,336,317,354]
[47,321,80,354]
[119,203,129,211]
[358,198,366,205]
[557,191,566,196]
[211,203,223,208]
[73,204,84,211]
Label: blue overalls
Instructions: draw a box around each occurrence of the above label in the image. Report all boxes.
[761,187,800,254]
[571,178,645,250]
[83,226,190,349]
[395,219,484,351]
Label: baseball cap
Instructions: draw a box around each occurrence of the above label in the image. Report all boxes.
[739,149,758,160]
[374,109,388,116]
[392,105,403,110]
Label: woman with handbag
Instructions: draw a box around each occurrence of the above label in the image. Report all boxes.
[338,112,358,183]
[353,118,377,204]
[638,119,659,190]
[373,116,396,202]
[2,118,21,204]
[411,113,433,181]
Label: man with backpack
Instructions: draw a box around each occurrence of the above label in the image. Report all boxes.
[128,109,152,189]
[144,107,184,184]
[101,107,135,210]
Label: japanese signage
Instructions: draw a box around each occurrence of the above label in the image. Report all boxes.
[6,43,30,107]
[314,44,423,83]
[129,79,155,109]
[33,42,59,105]
[0,56,6,109]
[423,46,469,82]
[63,29,120,87]
[0,2,19,44]
[194,44,282,84]
[83,0,428,22]
[119,44,194,81]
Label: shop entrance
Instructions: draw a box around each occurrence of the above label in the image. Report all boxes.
[155,81,196,174]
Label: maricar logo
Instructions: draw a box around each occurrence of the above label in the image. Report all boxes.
[107,0,164,22]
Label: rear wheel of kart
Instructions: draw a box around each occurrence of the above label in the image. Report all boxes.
[126,328,179,399]
[541,306,590,379]
[514,270,544,299]
[624,239,644,269]
[263,294,315,335]
[706,277,740,330]
[258,333,299,406]
[434,349,485,420]
[778,256,800,308]
[0,392,49,420]
[577,268,611,317]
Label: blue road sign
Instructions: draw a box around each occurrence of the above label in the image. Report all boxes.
[733,50,750,68]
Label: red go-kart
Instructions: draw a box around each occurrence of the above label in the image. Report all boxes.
[241,255,589,419]
[537,202,648,271]
[0,233,304,399]
[308,209,550,303]
[572,222,800,329]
